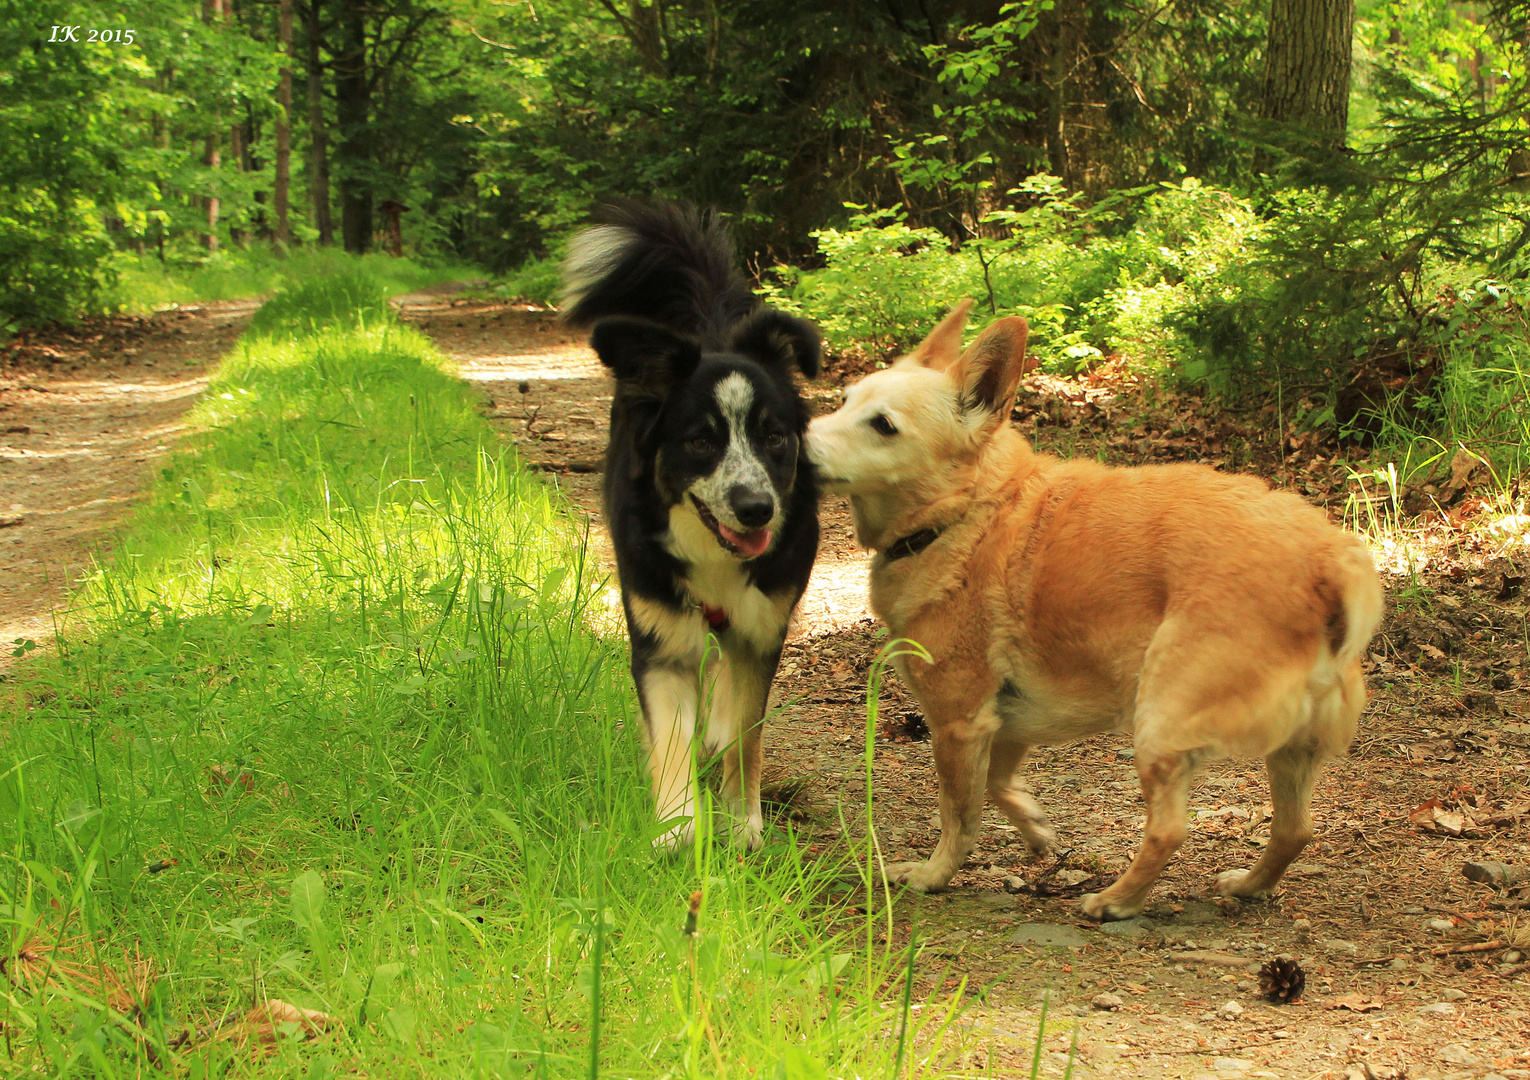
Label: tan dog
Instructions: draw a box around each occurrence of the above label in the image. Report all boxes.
[806,301,1383,920]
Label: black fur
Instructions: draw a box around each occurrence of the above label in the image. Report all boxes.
[563,200,821,847]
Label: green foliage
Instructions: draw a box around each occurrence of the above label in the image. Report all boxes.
[243,270,394,338]
[763,178,1263,373]
[110,246,478,311]
[497,251,564,307]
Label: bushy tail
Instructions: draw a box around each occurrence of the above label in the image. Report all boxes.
[561,201,755,347]
[1332,541,1383,669]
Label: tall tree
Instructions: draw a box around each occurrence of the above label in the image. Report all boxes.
[275,0,293,246]
[335,0,372,253]
[202,0,225,251]
[305,0,334,245]
[1261,0,1355,146]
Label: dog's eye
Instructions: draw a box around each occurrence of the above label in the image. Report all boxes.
[763,431,786,450]
[686,437,715,455]
[869,414,898,436]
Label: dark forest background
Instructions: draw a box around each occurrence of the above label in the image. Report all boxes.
[4,0,1529,459]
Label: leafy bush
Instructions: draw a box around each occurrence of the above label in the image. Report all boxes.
[762,177,1262,373]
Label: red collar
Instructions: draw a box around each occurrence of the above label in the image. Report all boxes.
[702,604,729,632]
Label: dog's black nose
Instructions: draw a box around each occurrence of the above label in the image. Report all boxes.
[729,487,775,529]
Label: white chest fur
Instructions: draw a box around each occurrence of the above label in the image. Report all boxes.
[666,503,794,655]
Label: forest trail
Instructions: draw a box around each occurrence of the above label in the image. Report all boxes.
[0,301,255,667]
[413,294,1530,1080]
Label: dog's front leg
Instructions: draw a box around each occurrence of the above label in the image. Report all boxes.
[885,700,999,892]
[706,643,773,850]
[638,665,701,850]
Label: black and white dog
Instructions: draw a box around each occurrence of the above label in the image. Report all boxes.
[562,202,820,849]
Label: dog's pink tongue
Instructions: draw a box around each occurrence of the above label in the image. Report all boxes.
[719,524,772,558]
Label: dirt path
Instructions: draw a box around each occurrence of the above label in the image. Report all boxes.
[413,296,1530,1080]
[0,302,255,667]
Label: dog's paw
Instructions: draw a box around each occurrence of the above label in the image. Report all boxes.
[1214,868,1272,900]
[731,817,764,852]
[1079,891,1144,922]
[1021,821,1059,857]
[882,861,952,893]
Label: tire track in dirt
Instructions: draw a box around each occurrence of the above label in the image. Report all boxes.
[0,301,256,668]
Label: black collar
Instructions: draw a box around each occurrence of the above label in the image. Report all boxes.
[883,528,942,561]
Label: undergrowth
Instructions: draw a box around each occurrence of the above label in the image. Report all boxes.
[0,271,994,1077]
[107,246,480,312]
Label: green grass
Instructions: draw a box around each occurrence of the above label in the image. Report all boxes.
[107,246,482,312]
[0,272,973,1077]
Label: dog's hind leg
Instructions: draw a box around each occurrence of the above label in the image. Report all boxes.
[638,666,701,851]
[1216,739,1321,899]
[1080,748,1203,921]
[706,643,774,850]
[986,740,1057,856]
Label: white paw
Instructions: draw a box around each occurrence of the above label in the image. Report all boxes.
[882,860,953,893]
[1214,868,1271,899]
[1079,891,1144,922]
[732,817,764,851]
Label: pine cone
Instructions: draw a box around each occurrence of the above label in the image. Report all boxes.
[1258,956,1305,1003]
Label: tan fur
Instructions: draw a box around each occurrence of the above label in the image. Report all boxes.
[807,306,1383,920]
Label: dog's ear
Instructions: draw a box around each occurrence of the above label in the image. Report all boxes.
[908,299,975,370]
[956,316,1032,418]
[731,309,821,378]
[589,317,701,399]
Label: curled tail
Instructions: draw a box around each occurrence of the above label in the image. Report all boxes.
[561,201,756,347]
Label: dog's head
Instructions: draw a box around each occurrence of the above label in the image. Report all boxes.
[806,301,1032,496]
[592,310,819,560]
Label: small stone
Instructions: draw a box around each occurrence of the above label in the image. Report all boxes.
[926,814,940,828]
[1291,918,1312,941]
[1321,938,1358,955]
[1003,875,1026,893]
[1117,746,1136,761]
[1428,918,1456,933]
[1217,1000,1244,1020]
[1092,992,1124,1011]
[1098,916,1157,939]
[1403,905,1427,915]
[1437,1045,1479,1066]
[1506,950,1524,964]
[1214,1059,1254,1073]
[1237,980,1253,991]
[1008,923,1092,948]
[1441,987,1467,1001]
[1418,1002,1457,1015]
[1271,1030,1291,1039]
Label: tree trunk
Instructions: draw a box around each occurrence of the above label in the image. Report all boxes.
[202,0,225,251]
[275,0,293,246]
[305,0,334,245]
[335,0,372,254]
[1261,0,1355,148]
[229,120,246,247]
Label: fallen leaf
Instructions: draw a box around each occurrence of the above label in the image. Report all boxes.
[241,1000,339,1044]
[1329,992,1381,1013]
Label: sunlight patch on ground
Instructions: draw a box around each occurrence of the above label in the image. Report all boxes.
[458,347,603,383]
